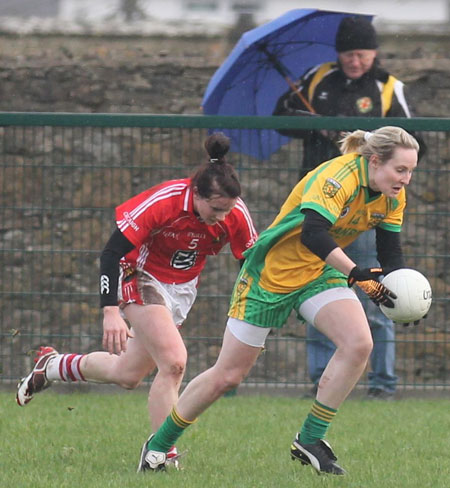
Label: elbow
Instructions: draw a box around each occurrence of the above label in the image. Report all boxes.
[300,230,313,251]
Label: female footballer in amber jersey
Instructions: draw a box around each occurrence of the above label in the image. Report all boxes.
[242,150,405,296]
[143,126,419,475]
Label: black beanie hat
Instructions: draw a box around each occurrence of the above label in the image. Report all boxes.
[335,17,378,53]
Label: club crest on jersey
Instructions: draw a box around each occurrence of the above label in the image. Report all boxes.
[236,277,248,295]
[356,97,373,113]
[322,178,342,198]
[212,233,226,245]
[368,212,385,228]
[235,271,252,296]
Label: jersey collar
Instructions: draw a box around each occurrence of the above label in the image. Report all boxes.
[358,155,370,188]
[358,155,382,201]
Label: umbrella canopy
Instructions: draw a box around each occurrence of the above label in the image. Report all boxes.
[202,9,373,160]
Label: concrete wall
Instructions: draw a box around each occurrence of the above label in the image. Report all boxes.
[0,33,448,116]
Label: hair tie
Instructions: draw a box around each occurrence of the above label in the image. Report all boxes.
[209,158,219,164]
[364,132,373,142]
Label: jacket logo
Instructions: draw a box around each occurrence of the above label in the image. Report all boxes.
[322,178,342,198]
[356,97,373,113]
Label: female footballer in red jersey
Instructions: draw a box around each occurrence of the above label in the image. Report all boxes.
[141,126,420,475]
[16,132,257,468]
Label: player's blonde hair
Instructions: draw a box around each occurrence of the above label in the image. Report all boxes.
[339,126,419,163]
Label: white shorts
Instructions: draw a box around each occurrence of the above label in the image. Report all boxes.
[227,317,271,348]
[119,269,198,326]
[299,287,359,325]
[227,287,359,347]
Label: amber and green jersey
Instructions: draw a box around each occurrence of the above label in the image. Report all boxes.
[243,152,405,294]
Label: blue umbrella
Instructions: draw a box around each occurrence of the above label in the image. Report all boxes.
[202,9,373,160]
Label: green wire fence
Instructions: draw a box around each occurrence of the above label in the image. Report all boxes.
[0,113,448,393]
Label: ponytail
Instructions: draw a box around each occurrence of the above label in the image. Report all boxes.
[191,132,241,199]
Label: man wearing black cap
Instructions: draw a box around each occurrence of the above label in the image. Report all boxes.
[273,16,417,401]
[273,16,414,170]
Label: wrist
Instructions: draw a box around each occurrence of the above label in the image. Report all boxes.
[347,266,360,287]
[102,305,121,315]
[348,265,360,278]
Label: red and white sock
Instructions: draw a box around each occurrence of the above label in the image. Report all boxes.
[46,354,86,382]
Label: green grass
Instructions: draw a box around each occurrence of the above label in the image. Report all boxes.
[1,391,448,488]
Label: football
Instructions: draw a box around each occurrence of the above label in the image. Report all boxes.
[380,268,432,323]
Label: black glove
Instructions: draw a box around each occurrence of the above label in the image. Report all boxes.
[401,313,428,327]
[347,266,397,308]
[401,320,420,327]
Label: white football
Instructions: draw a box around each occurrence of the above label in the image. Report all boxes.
[380,268,432,323]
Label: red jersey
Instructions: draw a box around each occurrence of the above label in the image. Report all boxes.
[116,178,258,284]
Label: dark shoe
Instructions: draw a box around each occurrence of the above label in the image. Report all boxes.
[291,434,346,475]
[16,346,58,406]
[367,388,395,401]
[137,435,183,472]
[137,434,167,472]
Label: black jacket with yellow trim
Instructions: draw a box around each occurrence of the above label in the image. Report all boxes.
[273,60,415,172]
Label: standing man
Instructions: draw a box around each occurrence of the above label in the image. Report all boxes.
[273,16,422,399]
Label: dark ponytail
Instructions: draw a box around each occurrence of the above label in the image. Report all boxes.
[191,132,241,199]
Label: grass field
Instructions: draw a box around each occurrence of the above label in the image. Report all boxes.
[1,391,448,488]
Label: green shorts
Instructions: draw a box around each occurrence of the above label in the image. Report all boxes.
[228,265,348,329]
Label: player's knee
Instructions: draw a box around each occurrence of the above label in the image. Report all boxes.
[160,355,187,380]
[338,335,372,365]
[219,369,244,393]
[169,359,186,378]
[351,336,373,363]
